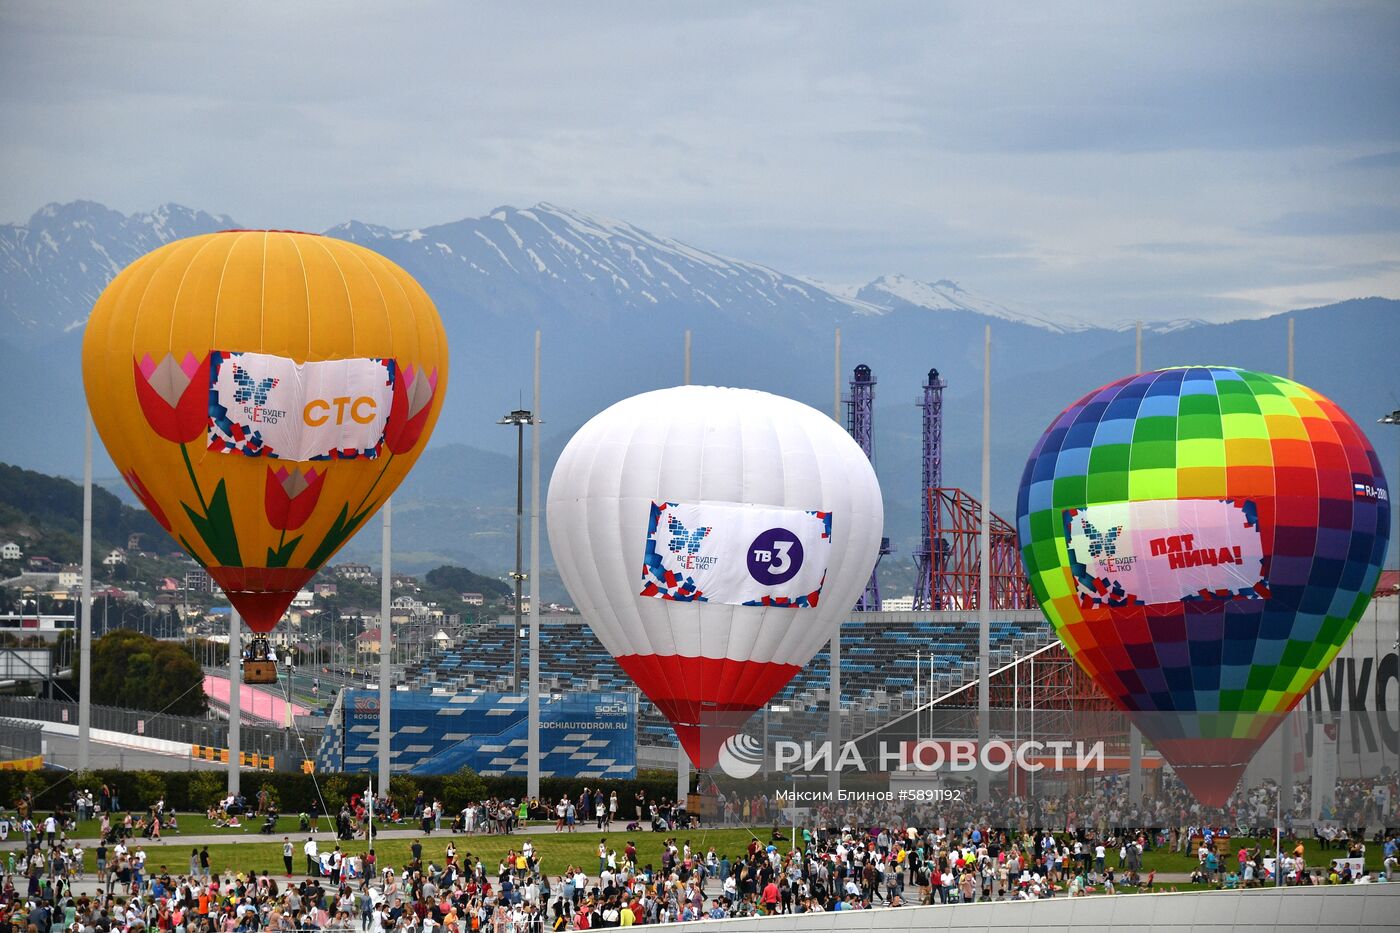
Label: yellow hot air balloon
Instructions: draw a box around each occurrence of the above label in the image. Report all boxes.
[82,231,448,678]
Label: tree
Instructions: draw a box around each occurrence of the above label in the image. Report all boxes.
[443,767,487,808]
[77,629,207,716]
[187,770,225,810]
[424,565,510,598]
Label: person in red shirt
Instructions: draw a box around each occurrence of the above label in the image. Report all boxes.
[762,880,780,913]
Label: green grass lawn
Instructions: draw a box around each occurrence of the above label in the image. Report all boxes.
[65,814,318,839]
[1127,837,1382,874]
[40,828,779,879]
[27,825,1382,881]
[63,815,574,840]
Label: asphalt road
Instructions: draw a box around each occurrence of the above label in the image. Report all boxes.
[40,731,224,772]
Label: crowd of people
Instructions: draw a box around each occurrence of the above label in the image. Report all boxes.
[0,771,1394,932]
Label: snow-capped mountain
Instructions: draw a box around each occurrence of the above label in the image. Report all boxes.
[4,196,1213,346]
[0,198,1165,345]
[0,201,234,338]
[324,202,876,331]
[1,199,1395,576]
[855,273,1091,333]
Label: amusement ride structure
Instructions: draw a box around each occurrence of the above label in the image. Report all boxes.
[845,362,1032,612]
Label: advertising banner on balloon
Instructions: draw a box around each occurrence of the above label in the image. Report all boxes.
[207,350,395,460]
[1063,498,1268,607]
[640,501,832,607]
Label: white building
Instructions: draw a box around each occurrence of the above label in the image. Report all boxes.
[880,595,916,612]
[58,565,82,588]
[460,592,484,606]
[0,542,21,561]
[290,589,316,609]
[102,548,126,567]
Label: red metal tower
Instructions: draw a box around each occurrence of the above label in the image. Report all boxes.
[926,487,1034,610]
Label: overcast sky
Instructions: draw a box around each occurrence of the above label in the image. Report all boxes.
[2,1,1397,323]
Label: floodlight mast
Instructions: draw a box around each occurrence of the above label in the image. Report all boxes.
[498,409,536,692]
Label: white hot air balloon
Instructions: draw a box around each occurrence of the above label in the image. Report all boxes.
[547,385,884,767]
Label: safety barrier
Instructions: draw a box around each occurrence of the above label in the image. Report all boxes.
[0,717,43,770]
[664,882,1399,932]
[0,755,43,771]
[190,745,275,769]
[0,696,320,758]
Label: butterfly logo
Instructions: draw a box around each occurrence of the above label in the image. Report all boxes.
[1083,520,1123,559]
[232,365,279,406]
[667,515,711,555]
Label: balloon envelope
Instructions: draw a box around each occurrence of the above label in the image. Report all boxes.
[547,386,884,767]
[83,231,448,632]
[1016,367,1389,804]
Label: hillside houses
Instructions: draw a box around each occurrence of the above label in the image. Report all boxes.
[333,563,373,582]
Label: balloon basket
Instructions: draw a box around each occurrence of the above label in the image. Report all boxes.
[244,659,278,685]
[243,635,278,684]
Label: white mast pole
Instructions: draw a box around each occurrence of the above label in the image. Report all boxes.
[78,415,93,770]
[1130,324,1143,804]
[1287,318,1295,380]
[828,327,843,799]
[528,330,543,800]
[228,609,241,794]
[378,499,392,792]
[977,324,991,802]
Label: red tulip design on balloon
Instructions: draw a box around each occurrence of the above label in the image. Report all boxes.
[266,465,325,531]
[122,468,171,533]
[133,352,209,444]
[265,465,325,566]
[130,350,241,567]
[385,364,438,454]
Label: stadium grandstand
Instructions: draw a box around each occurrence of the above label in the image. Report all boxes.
[404,610,1055,751]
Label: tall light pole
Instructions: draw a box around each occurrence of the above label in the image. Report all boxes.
[528,331,544,801]
[499,408,536,693]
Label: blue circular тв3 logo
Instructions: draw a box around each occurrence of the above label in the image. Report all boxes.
[746,528,803,586]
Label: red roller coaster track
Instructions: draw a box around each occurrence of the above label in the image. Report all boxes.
[927,486,1035,610]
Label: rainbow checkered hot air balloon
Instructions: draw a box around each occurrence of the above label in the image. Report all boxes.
[1016,366,1390,805]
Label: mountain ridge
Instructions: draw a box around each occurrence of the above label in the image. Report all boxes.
[1,197,1321,345]
[2,199,1395,580]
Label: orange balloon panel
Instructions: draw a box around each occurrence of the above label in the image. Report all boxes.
[82,231,449,632]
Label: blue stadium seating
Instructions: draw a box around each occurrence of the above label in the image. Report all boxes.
[406,614,1053,747]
